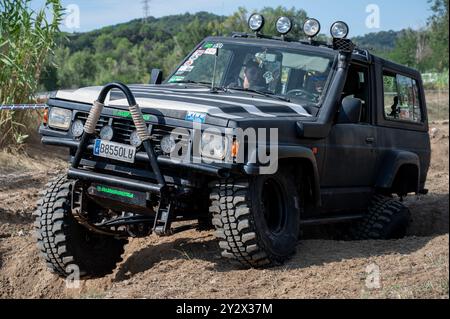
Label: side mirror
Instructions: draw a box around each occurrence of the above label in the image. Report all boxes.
[337,97,362,124]
[150,69,163,85]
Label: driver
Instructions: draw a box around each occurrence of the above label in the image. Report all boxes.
[309,73,328,95]
[243,59,267,91]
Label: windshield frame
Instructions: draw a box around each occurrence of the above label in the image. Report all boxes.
[165,36,338,107]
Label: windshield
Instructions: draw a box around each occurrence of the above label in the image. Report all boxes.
[168,41,334,104]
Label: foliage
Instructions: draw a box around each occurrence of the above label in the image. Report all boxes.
[367,0,448,73]
[0,0,63,148]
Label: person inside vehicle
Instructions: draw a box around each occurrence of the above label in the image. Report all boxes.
[243,59,267,91]
[310,73,327,95]
[389,96,400,118]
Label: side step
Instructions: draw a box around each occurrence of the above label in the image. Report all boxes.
[300,214,364,226]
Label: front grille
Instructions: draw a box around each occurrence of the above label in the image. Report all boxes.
[75,112,134,145]
[74,112,190,156]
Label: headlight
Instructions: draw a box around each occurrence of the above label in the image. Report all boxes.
[130,130,142,147]
[100,125,114,141]
[330,21,349,39]
[303,18,321,38]
[201,132,229,160]
[71,120,84,138]
[276,17,292,35]
[248,13,265,32]
[48,107,72,131]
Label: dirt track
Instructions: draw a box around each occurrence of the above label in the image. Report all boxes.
[0,123,448,299]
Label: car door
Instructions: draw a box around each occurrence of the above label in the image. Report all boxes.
[321,64,379,187]
[375,62,431,192]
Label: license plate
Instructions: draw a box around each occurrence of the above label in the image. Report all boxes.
[93,139,136,163]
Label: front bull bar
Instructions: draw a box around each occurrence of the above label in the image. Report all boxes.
[71,82,166,190]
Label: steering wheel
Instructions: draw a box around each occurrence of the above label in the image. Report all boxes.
[286,89,317,100]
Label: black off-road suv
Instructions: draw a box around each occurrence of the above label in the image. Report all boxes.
[35,16,431,278]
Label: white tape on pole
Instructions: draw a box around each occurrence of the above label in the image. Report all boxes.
[0,104,48,110]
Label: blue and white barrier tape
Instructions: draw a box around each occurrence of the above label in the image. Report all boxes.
[0,104,48,111]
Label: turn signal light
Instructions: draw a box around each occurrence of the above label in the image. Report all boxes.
[231,140,240,158]
[43,108,48,125]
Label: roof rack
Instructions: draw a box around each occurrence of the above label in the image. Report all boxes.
[230,32,370,59]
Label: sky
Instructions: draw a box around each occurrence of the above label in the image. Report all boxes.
[30,0,433,37]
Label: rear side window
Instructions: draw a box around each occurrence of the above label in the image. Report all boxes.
[383,71,422,123]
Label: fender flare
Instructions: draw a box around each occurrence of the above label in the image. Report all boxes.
[375,150,421,192]
[243,145,321,206]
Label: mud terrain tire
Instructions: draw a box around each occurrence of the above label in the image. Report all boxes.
[353,195,411,240]
[34,174,127,278]
[209,169,300,267]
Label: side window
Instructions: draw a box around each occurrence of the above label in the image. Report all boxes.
[383,71,422,123]
[342,65,371,123]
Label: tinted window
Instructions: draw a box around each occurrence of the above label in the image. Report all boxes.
[383,72,422,123]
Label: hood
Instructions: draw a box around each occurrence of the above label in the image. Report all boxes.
[55,84,312,124]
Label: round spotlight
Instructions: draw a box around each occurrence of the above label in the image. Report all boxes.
[160,135,176,155]
[248,14,265,32]
[330,21,349,39]
[100,125,114,141]
[276,16,292,35]
[129,130,142,147]
[71,120,84,138]
[303,18,321,38]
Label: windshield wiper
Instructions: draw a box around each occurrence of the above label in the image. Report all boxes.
[175,80,212,87]
[227,86,291,102]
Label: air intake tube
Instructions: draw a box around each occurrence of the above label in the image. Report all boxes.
[71,82,166,188]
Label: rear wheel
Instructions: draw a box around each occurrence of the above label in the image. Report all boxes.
[352,194,411,240]
[34,174,127,278]
[209,168,301,267]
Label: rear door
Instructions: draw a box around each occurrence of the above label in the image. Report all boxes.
[374,60,431,190]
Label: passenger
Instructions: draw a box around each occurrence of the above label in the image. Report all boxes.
[389,96,400,118]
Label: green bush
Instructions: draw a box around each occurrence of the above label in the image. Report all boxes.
[0,0,62,149]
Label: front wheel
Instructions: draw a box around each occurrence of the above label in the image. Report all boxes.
[209,168,301,267]
[34,174,128,278]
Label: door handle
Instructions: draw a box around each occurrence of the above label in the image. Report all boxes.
[366,137,375,144]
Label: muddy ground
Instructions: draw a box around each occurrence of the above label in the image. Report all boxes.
[0,123,448,299]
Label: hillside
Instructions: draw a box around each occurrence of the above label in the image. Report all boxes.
[63,12,225,53]
[64,12,401,55]
[352,30,403,53]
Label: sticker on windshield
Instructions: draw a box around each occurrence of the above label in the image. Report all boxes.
[177,65,194,74]
[168,76,185,83]
[263,71,274,84]
[203,42,214,49]
[190,50,205,60]
[183,59,194,66]
[213,43,223,49]
[204,48,217,55]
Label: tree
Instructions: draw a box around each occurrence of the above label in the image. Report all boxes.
[428,0,449,71]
